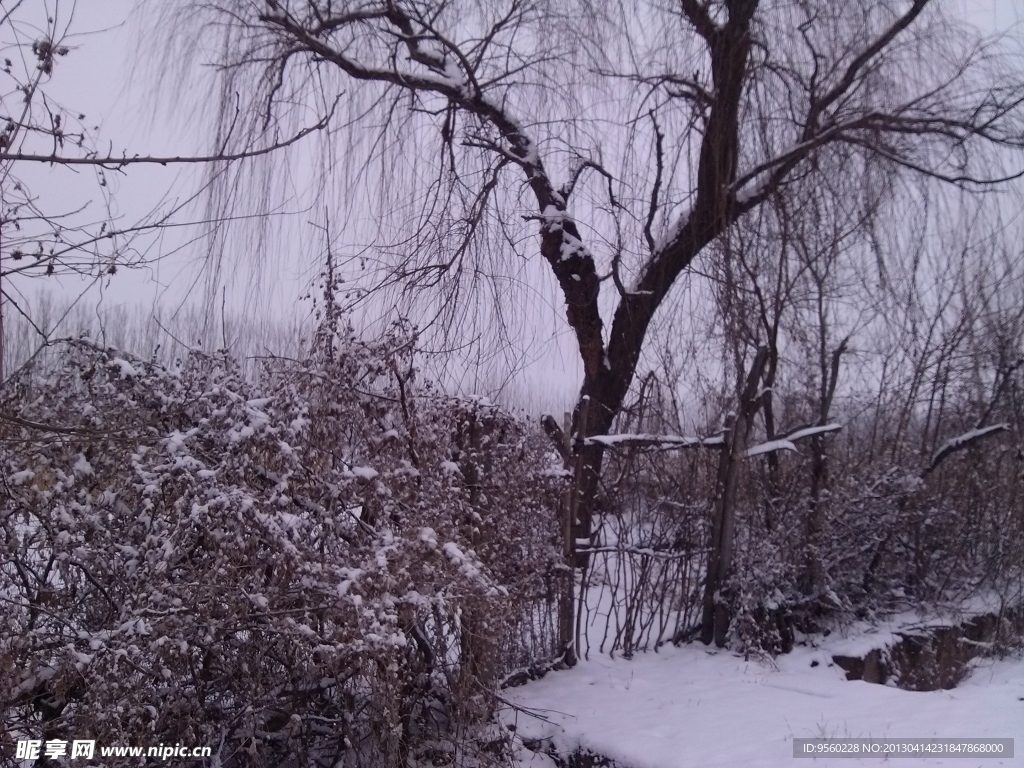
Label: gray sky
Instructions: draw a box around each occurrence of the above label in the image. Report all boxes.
[5,0,1023,414]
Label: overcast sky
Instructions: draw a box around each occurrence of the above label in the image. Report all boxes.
[5,0,1023,413]
[19,0,312,313]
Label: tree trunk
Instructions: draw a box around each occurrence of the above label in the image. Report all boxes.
[701,346,768,646]
[800,339,847,596]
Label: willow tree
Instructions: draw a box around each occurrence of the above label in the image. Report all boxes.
[166,0,1024,644]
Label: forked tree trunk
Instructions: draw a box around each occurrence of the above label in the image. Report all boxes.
[557,1,760,622]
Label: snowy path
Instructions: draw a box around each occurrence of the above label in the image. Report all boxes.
[504,642,1024,768]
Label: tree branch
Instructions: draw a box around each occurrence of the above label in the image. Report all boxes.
[0,103,338,168]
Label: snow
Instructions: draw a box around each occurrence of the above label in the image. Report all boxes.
[735,174,771,206]
[163,429,195,455]
[73,455,94,475]
[442,541,505,595]
[108,358,137,378]
[931,424,1009,461]
[442,57,464,86]
[442,542,482,581]
[746,438,799,457]
[513,746,559,768]
[541,204,565,231]
[786,423,843,442]
[418,527,438,547]
[652,203,694,253]
[350,466,379,480]
[443,541,468,562]
[541,467,572,478]
[586,433,725,449]
[505,642,1024,768]
[10,469,35,485]
[558,231,588,262]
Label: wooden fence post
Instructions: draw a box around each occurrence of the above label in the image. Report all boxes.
[558,411,577,666]
[571,397,590,659]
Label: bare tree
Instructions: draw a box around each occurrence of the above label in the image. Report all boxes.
[162,0,1024,648]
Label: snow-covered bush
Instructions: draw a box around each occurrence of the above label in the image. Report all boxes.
[0,328,561,767]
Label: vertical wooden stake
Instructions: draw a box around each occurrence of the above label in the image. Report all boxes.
[572,397,589,660]
[558,410,577,666]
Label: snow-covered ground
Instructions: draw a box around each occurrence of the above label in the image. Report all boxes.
[503,636,1023,768]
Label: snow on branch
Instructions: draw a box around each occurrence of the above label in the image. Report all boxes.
[584,432,725,450]
[745,423,842,458]
[926,423,1010,475]
[580,423,841,456]
[744,439,798,458]
[651,203,694,255]
[782,423,843,442]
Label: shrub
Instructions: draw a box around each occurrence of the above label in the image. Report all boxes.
[0,328,561,767]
